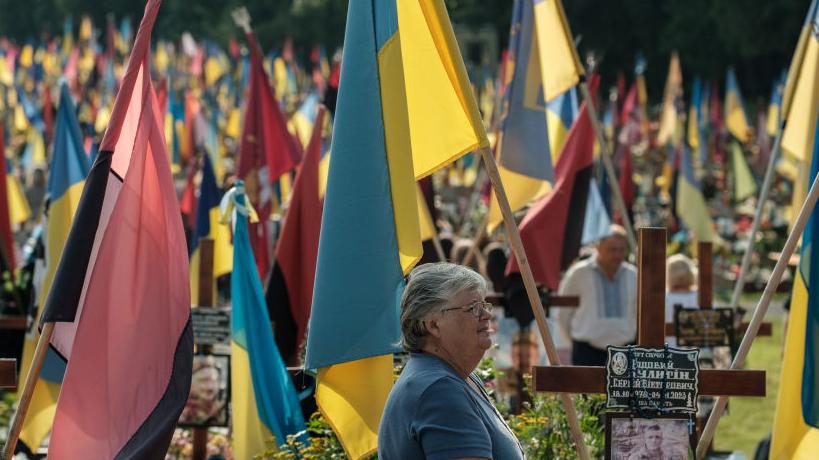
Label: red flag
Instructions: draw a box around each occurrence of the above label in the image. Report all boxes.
[43,1,192,457]
[238,31,300,278]
[266,107,326,364]
[616,145,635,225]
[506,78,599,290]
[0,125,15,269]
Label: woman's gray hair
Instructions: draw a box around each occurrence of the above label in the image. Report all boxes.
[399,262,487,352]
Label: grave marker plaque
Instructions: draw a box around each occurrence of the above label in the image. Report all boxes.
[674,308,735,348]
[606,345,699,414]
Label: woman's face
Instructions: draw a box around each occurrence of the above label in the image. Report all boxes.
[434,289,494,360]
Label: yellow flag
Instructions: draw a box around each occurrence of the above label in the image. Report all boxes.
[532,0,584,102]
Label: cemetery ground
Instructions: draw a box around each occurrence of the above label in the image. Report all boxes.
[714,295,787,457]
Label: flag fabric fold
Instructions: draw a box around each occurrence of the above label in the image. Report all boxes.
[266,107,326,364]
[304,1,488,458]
[771,116,819,459]
[16,81,87,451]
[227,181,306,459]
[506,77,598,290]
[189,153,233,306]
[40,1,193,457]
[725,68,752,143]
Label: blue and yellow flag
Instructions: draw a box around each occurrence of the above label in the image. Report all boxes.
[771,116,819,459]
[547,87,580,162]
[782,0,819,228]
[304,1,488,458]
[725,68,752,143]
[531,0,584,101]
[488,0,555,231]
[17,82,87,450]
[687,77,705,162]
[226,182,306,459]
[675,142,716,242]
[767,70,787,137]
[190,153,233,305]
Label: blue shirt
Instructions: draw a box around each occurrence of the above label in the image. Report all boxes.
[378,353,525,460]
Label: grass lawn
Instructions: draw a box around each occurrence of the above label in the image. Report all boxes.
[713,315,783,457]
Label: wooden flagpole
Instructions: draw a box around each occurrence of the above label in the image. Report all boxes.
[461,212,489,267]
[478,146,590,460]
[3,323,55,459]
[696,169,819,458]
[578,79,638,254]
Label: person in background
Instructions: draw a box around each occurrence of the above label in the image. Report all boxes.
[556,224,637,366]
[665,253,699,320]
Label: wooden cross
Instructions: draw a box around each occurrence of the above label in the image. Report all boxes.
[663,242,772,338]
[532,228,765,407]
[192,238,215,460]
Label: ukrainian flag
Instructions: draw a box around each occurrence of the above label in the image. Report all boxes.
[675,141,716,242]
[658,52,683,146]
[782,0,819,229]
[17,82,86,451]
[767,71,787,137]
[725,68,752,143]
[771,117,819,459]
[290,91,320,149]
[487,0,582,231]
[304,1,488,458]
[730,141,757,202]
[226,182,305,459]
[488,0,555,232]
[189,153,232,306]
[687,77,705,163]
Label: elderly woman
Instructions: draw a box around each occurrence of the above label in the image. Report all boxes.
[378,262,524,460]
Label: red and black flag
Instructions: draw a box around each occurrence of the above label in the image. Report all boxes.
[39,1,193,457]
[507,77,599,290]
[237,29,300,280]
[266,107,326,364]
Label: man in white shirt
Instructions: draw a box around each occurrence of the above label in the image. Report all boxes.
[555,225,637,366]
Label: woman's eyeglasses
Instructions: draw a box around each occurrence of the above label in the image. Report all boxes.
[441,300,493,317]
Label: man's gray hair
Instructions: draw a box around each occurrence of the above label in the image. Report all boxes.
[399,262,487,352]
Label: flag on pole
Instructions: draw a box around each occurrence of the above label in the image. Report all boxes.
[16,81,87,451]
[0,125,19,268]
[488,0,555,232]
[532,0,584,102]
[771,116,819,459]
[225,182,306,459]
[675,142,716,242]
[190,153,233,306]
[730,142,757,202]
[767,70,787,137]
[725,68,752,143]
[237,30,300,279]
[507,79,598,290]
[304,0,488,457]
[658,52,683,146]
[41,1,193,457]
[266,107,326,364]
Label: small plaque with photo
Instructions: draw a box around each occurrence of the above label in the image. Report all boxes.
[178,354,230,427]
[606,413,694,460]
[606,346,699,414]
[674,308,734,348]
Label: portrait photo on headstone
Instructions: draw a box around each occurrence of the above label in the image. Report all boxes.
[178,354,231,427]
[606,413,694,460]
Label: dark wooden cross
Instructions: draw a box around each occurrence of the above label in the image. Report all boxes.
[532,228,765,412]
[663,242,772,338]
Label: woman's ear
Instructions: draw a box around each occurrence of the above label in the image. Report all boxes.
[424,315,442,339]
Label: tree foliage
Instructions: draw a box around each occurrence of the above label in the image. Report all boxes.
[0,0,811,101]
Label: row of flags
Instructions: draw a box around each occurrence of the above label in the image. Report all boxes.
[1,0,816,458]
